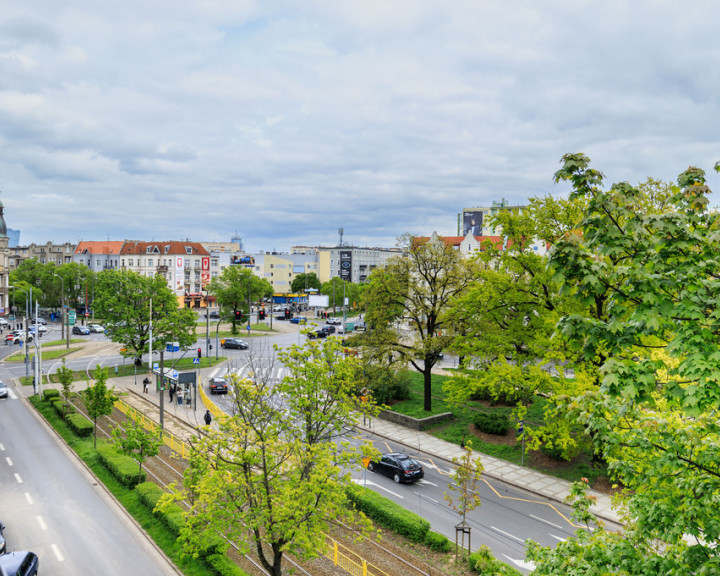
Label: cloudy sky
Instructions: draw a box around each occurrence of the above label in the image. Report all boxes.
[2,1,719,252]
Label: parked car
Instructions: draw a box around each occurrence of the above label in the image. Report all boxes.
[0,551,39,575]
[354,323,367,331]
[0,318,8,327]
[0,519,5,553]
[326,318,342,325]
[209,377,228,394]
[72,325,90,335]
[88,324,105,333]
[206,310,220,319]
[289,317,307,324]
[221,338,248,350]
[367,453,424,484]
[0,382,8,399]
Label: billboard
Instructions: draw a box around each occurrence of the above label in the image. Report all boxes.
[462,210,483,236]
[308,294,329,308]
[175,257,184,293]
[339,251,352,282]
[231,255,255,266]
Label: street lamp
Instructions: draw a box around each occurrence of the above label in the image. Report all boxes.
[52,274,69,349]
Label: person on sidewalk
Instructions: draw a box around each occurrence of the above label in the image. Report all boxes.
[177,387,183,406]
[169,385,174,403]
[204,410,212,426]
[143,377,149,393]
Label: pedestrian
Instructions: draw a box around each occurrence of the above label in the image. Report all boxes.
[177,387,183,406]
[143,377,149,393]
[169,385,174,403]
[204,410,212,426]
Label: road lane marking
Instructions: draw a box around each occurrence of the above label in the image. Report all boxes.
[491,525,524,544]
[14,473,22,484]
[24,492,33,504]
[530,514,563,530]
[550,533,566,542]
[5,457,13,466]
[52,544,64,562]
[417,478,437,486]
[37,516,47,530]
[352,478,404,498]
[502,555,535,570]
[0,442,4,451]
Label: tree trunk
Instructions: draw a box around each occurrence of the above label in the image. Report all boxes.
[423,363,433,412]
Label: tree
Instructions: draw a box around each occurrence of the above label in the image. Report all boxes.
[363,234,472,411]
[525,154,720,573]
[291,272,321,294]
[164,337,377,576]
[444,441,484,558]
[112,416,162,484]
[84,366,117,448]
[207,266,273,333]
[56,359,75,419]
[93,270,196,363]
[320,276,361,315]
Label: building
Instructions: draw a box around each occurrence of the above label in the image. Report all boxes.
[414,231,548,257]
[74,241,125,272]
[248,251,319,293]
[10,241,76,270]
[316,246,402,284]
[457,198,526,237]
[0,203,10,315]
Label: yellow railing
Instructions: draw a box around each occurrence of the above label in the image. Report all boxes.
[115,399,192,460]
[321,537,390,576]
[197,380,226,420]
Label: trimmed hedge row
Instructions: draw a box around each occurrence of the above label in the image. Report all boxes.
[52,399,76,419]
[43,389,60,401]
[469,545,522,575]
[424,530,452,552]
[473,412,509,435]
[66,413,94,437]
[97,442,145,488]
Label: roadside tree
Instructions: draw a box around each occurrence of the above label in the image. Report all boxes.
[56,359,75,419]
[290,272,321,294]
[112,416,162,485]
[363,234,472,411]
[84,366,117,448]
[207,266,272,333]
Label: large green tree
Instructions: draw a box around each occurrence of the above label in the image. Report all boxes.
[526,154,720,574]
[363,234,472,411]
[207,266,273,332]
[165,337,377,576]
[320,277,362,315]
[93,270,196,363]
[291,271,321,294]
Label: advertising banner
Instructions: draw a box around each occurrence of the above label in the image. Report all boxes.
[175,257,184,292]
[462,210,483,236]
[339,251,352,282]
[202,257,210,271]
[201,272,210,287]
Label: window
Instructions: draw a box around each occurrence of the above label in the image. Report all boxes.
[149,259,153,266]
[146,247,152,253]
[185,246,193,255]
[129,259,134,266]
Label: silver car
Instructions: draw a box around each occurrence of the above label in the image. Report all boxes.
[0,382,8,399]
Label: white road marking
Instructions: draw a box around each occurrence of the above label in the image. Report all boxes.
[37,516,47,530]
[24,492,33,504]
[549,533,566,542]
[490,525,524,544]
[5,457,13,466]
[530,514,563,530]
[502,555,535,570]
[52,543,65,562]
[417,478,437,486]
[14,473,22,484]
[0,442,4,451]
[352,478,404,498]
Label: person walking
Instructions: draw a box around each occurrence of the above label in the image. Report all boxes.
[204,410,212,426]
[169,385,174,403]
[143,377,149,394]
[177,387,183,406]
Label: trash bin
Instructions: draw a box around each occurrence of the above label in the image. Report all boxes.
[186,396,191,405]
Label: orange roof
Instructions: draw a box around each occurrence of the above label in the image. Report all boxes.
[120,241,210,256]
[74,241,125,255]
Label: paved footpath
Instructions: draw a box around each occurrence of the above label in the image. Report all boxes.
[27,357,622,526]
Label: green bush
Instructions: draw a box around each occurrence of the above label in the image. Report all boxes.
[43,389,60,401]
[346,485,429,542]
[97,442,145,488]
[66,413,94,437]
[206,552,248,576]
[52,399,75,419]
[473,412,509,435]
[424,530,452,552]
[136,482,186,536]
[470,384,521,405]
[355,362,410,405]
[469,545,522,575]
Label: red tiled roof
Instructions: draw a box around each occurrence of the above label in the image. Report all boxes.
[74,241,125,255]
[120,241,210,256]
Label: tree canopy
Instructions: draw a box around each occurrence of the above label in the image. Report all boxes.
[207,266,273,329]
[290,272,321,294]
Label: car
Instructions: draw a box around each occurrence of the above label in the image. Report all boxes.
[88,324,105,333]
[6,331,32,345]
[0,519,5,554]
[326,318,342,325]
[209,377,228,394]
[32,317,46,325]
[307,329,327,339]
[367,453,424,484]
[72,325,90,335]
[321,325,336,334]
[354,323,367,331]
[30,324,46,334]
[221,338,248,350]
[289,317,307,324]
[0,318,7,326]
[0,382,8,399]
[0,551,39,576]
[206,310,220,319]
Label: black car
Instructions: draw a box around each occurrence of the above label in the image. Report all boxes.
[0,519,5,554]
[221,338,248,350]
[321,325,336,334]
[0,551,39,576]
[307,330,328,339]
[209,377,228,394]
[72,325,90,335]
[368,453,424,483]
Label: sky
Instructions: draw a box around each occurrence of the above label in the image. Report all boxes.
[2,1,720,253]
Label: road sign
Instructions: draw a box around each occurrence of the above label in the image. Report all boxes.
[68,311,76,326]
[518,420,524,433]
[192,358,200,365]
[362,457,371,469]
[346,322,354,331]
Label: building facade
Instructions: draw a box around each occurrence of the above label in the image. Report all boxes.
[10,241,76,270]
[316,246,402,284]
[457,198,526,237]
[74,241,125,272]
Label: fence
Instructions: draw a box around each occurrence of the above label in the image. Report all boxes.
[321,536,390,576]
[114,399,192,459]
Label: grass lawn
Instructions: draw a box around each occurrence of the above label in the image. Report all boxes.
[5,348,80,362]
[391,370,607,485]
[28,397,223,576]
[42,338,87,346]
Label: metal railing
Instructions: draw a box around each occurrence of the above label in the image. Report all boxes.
[321,537,390,576]
[114,399,192,459]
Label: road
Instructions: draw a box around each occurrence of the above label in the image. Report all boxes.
[0,375,177,575]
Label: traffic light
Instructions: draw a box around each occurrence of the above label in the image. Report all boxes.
[259,309,266,320]
[234,310,244,322]
[197,347,202,359]
[284,309,291,319]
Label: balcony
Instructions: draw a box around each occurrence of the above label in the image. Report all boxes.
[157,265,168,272]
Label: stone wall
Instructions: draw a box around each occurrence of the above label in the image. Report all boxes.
[378,409,453,430]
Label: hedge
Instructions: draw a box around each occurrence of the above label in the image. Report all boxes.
[97,442,145,488]
[52,399,75,419]
[346,485,430,542]
[66,413,94,437]
[473,412,509,435]
[424,530,452,552]
[43,389,60,401]
[469,545,522,575]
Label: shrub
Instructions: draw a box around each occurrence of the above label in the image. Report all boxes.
[424,530,452,552]
[66,413,94,437]
[346,485,429,542]
[136,482,186,536]
[473,412,509,435]
[206,552,248,576]
[469,545,522,575]
[52,399,75,419]
[43,389,60,401]
[97,442,145,487]
[355,362,410,405]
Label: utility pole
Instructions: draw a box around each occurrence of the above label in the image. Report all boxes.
[205,289,210,360]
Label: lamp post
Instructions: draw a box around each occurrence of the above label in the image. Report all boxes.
[52,274,67,346]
